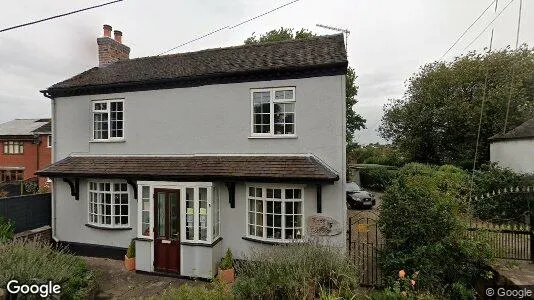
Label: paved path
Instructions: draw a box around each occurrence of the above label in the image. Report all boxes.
[493,259,534,286]
[84,257,205,299]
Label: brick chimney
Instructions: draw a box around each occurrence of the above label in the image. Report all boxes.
[97,24,130,67]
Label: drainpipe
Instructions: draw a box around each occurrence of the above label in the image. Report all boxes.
[42,90,59,242]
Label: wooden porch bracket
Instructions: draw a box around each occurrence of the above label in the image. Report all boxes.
[63,178,79,200]
[126,180,138,200]
[316,184,322,213]
[225,182,236,208]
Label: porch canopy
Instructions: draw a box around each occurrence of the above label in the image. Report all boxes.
[36,155,339,183]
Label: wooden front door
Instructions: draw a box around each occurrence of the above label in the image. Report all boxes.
[154,189,180,273]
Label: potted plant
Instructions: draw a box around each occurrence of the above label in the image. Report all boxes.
[218,248,235,284]
[124,239,135,271]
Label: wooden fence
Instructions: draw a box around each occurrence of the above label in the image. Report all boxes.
[0,193,51,233]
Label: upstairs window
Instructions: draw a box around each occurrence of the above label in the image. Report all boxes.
[47,135,52,148]
[3,141,24,154]
[92,99,124,140]
[251,87,295,137]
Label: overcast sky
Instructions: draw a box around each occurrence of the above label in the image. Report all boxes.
[0,0,532,144]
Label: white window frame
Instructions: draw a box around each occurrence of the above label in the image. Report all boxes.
[3,141,24,154]
[181,185,214,244]
[91,99,125,142]
[46,135,52,148]
[87,179,130,229]
[250,87,296,137]
[245,183,305,242]
[136,182,219,244]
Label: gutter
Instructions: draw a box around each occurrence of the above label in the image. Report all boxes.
[42,91,59,242]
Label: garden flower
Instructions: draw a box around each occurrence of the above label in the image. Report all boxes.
[411,280,416,286]
[399,269,406,278]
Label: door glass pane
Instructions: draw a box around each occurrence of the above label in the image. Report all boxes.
[169,192,179,240]
[157,192,166,238]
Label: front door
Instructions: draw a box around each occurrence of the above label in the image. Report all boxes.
[154,189,180,273]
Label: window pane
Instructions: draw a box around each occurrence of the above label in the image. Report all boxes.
[142,186,150,199]
[170,193,179,239]
[157,193,166,238]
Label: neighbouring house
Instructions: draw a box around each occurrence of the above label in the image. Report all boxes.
[0,118,52,188]
[490,117,534,174]
[37,25,347,279]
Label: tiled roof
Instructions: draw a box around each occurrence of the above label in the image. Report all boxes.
[36,155,339,183]
[490,118,534,141]
[32,121,52,133]
[0,119,51,136]
[43,34,347,97]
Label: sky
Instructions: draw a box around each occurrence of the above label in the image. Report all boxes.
[0,0,532,144]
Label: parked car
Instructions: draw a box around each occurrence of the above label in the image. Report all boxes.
[346,182,375,209]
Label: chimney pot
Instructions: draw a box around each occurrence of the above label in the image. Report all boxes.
[103,24,112,37]
[114,30,123,44]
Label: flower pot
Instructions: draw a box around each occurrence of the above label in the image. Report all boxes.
[218,267,235,284]
[124,255,135,271]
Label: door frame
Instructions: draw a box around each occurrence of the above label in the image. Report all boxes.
[136,181,216,275]
[153,188,181,273]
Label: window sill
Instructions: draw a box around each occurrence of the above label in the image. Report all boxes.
[134,237,153,242]
[89,139,126,143]
[180,237,223,247]
[242,236,302,245]
[85,223,132,231]
[248,135,297,139]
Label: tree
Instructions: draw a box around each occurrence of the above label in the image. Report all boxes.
[379,47,534,167]
[244,27,366,148]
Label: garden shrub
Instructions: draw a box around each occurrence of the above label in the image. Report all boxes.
[233,242,359,300]
[0,239,96,299]
[360,167,398,191]
[471,164,532,222]
[158,282,234,300]
[0,216,14,243]
[379,163,493,297]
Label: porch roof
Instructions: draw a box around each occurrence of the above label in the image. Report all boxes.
[36,155,339,183]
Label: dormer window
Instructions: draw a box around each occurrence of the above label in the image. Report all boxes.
[251,87,296,137]
[92,99,124,141]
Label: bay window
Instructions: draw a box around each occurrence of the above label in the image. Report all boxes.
[251,87,296,136]
[88,181,129,228]
[247,185,304,242]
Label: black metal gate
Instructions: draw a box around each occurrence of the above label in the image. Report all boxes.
[348,211,383,287]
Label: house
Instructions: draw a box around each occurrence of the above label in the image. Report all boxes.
[0,118,52,188]
[37,25,347,279]
[490,117,534,174]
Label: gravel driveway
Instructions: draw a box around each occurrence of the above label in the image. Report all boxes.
[84,257,206,299]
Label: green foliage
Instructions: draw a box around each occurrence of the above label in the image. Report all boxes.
[244,27,316,44]
[233,242,358,300]
[0,216,14,243]
[471,164,532,221]
[0,239,96,299]
[219,248,233,270]
[346,67,366,149]
[349,143,408,166]
[370,271,437,299]
[244,28,366,149]
[126,239,135,258]
[379,163,493,296]
[158,282,234,300]
[360,167,398,191]
[379,47,534,166]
